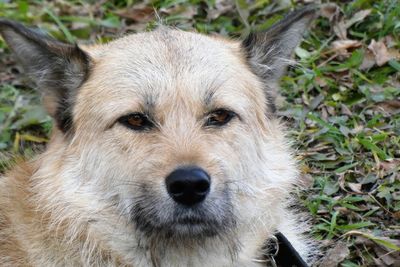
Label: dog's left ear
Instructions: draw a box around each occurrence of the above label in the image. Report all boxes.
[242,6,316,107]
[0,19,90,133]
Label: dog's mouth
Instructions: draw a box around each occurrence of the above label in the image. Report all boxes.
[170,215,219,237]
[133,204,233,238]
[175,216,208,225]
[128,186,235,239]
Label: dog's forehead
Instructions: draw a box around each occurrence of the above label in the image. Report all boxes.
[77,28,263,122]
[97,28,241,70]
[91,28,249,90]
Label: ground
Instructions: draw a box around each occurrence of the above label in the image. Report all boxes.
[0,0,399,266]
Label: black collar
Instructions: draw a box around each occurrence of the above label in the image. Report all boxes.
[264,232,309,267]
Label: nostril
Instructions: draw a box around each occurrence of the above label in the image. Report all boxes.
[169,181,185,196]
[195,179,210,194]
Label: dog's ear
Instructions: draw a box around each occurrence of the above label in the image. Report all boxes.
[242,6,316,109]
[0,19,91,133]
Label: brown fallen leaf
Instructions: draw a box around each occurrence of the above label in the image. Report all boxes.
[321,106,329,121]
[320,3,340,22]
[333,20,347,40]
[368,39,396,66]
[326,105,336,116]
[338,173,346,191]
[374,100,400,115]
[299,173,314,188]
[318,241,349,267]
[372,257,386,266]
[344,231,400,251]
[331,39,361,55]
[116,4,154,23]
[384,35,397,48]
[360,50,376,70]
[379,159,400,171]
[177,6,198,20]
[315,76,328,87]
[334,206,350,215]
[333,9,371,40]
[374,245,400,266]
[355,235,375,246]
[388,48,400,60]
[207,0,234,20]
[345,9,372,29]
[341,104,353,116]
[160,5,197,20]
[348,182,363,193]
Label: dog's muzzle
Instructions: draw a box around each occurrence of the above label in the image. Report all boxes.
[130,166,235,238]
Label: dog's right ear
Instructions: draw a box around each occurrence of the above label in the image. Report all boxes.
[0,19,91,133]
[241,6,316,112]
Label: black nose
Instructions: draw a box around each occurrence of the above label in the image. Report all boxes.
[165,167,211,206]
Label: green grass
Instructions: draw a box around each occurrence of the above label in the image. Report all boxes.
[1,0,399,265]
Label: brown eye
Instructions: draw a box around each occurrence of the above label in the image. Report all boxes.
[205,109,236,127]
[118,113,153,131]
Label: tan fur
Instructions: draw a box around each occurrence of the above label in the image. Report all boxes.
[0,26,315,266]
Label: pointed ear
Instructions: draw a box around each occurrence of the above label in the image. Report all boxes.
[0,19,91,133]
[241,6,317,109]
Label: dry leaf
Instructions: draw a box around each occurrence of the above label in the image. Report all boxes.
[160,5,197,20]
[320,3,340,22]
[331,40,361,50]
[372,258,386,266]
[333,9,371,40]
[374,246,399,266]
[315,76,328,87]
[345,9,372,29]
[379,159,400,171]
[341,104,353,116]
[333,21,348,40]
[355,235,375,246]
[208,0,234,20]
[331,40,361,55]
[299,173,314,188]
[388,48,400,60]
[318,242,350,267]
[375,100,400,115]
[327,105,336,116]
[321,106,329,121]
[360,50,376,70]
[384,35,397,48]
[178,6,198,20]
[348,182,363,193]
[335,206,350,215]
[368,40,394,66]
[338,173,347,192]
[350,125,364,135]
[116,4,154,22]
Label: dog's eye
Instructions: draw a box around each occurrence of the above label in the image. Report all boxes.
[118,113,153,131]
[205,109,236,127]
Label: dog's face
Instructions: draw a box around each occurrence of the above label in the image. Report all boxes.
[0,7,314,245]
[74,31,275,239]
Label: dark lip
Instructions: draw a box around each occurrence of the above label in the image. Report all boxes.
[174,216,208,225]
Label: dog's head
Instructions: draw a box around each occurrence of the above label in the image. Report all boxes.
[0,7,314,245]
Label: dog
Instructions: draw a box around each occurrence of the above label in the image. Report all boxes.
[0,6,317,267]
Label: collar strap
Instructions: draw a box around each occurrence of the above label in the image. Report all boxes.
[265,232,309,267]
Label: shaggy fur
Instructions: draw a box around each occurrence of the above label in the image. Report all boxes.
[0,6,317,267]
